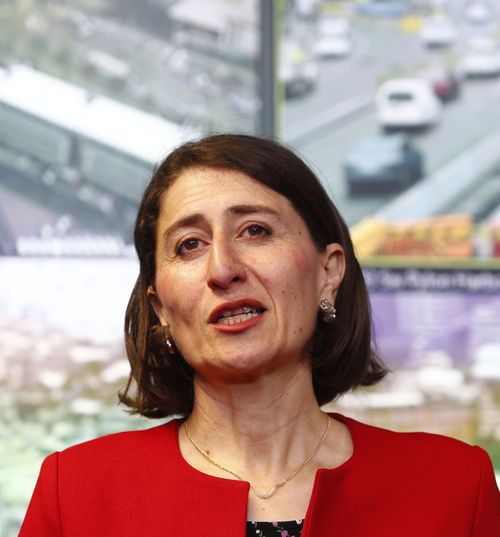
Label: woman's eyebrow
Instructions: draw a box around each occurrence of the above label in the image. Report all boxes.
[162,213,205,242]
[228,204,282,219]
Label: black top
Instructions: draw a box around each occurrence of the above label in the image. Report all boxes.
[246,520,303,536]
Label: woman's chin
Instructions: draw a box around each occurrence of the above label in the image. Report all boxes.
[193,349,304,387]
[193,352,273,384]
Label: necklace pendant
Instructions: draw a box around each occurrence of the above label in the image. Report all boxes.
[255,486,277,499]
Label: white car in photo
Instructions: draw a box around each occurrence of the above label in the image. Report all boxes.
[420,16,457,48]
[313,16,353,59]
[460,38,500,77]
[375,78,443,130]
[464,1,494,25]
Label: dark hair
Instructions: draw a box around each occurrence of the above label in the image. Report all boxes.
[120,134,387,417]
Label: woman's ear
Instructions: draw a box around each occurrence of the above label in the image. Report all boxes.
[320,243,345,303]
[147,285,169,326]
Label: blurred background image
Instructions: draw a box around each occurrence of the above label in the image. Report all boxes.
[1,1,500,534]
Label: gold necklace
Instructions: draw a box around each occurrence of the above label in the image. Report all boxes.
[184,414,331,499]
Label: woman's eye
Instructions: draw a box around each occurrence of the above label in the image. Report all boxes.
[177,238,200,254]
[245,224,269,237]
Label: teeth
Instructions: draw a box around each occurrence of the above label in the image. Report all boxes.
[217,311,259,325]
[219,307,257,319]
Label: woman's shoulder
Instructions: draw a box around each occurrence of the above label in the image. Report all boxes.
[332,412,492,476]
[329,412,500,526]
[56,418,181,464]
[30,419,186,503]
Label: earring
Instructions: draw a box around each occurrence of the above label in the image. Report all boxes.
[319,299,336,324]
[166,335,175,356]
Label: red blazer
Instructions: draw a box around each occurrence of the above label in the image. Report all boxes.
[20,413,500,536]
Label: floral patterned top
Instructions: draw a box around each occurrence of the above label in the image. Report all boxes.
[246,519,303,536]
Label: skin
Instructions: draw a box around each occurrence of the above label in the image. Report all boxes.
[149,167,353,521]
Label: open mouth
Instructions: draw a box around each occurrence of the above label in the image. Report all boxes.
[215,306,264,325]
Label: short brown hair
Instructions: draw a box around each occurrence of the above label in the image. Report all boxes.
[120,134,387,417]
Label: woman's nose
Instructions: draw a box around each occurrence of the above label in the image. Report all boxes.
[206,240,246,290]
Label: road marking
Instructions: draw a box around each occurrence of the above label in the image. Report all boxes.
[283,94,373,145]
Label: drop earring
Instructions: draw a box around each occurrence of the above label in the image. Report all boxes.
[319,299,336,324]
[166,335,175,356]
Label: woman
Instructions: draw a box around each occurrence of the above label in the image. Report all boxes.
[21,134,499,536]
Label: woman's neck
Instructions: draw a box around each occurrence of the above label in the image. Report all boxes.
[181,362,327,478]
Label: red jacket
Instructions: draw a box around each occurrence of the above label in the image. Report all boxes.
[20,413,500,536]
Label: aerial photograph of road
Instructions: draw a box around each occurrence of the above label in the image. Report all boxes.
[1,1,500,534]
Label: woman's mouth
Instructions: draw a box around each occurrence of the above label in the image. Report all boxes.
[209,300,266,332]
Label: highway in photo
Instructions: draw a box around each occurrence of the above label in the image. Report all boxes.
[282,12,500,225]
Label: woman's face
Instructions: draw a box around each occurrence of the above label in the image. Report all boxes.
[150,167,344,383]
